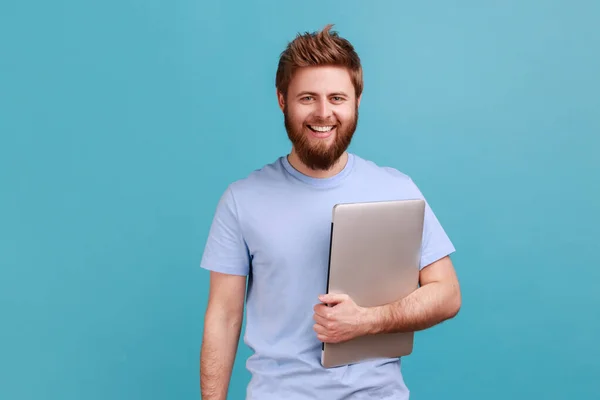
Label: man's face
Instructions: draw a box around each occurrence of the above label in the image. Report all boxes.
[278,65,361,171]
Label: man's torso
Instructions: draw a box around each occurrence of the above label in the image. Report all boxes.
[201,153,454,399]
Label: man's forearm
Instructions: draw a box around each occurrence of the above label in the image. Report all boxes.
[364,280,461,335]
[200,311,243,400]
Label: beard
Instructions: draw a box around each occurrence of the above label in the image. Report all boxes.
[284,105,358,171]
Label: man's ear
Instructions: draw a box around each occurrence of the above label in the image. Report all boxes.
[277,90,285,112]
[357,94,362,108]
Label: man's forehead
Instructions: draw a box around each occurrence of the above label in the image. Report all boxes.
[289,66,354,95]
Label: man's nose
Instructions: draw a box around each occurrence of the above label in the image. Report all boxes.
[314,98,333,119]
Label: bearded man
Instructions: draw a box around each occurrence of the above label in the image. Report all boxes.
[199,24,461,400]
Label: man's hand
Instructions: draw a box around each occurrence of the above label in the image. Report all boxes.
[313,256,461,343]
[313,293,370,344]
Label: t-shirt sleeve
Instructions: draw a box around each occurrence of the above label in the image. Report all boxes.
[409,179,456,270]
[200,186,250,276]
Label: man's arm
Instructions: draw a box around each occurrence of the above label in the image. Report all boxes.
[314,256,460,343]
[365,255,461,334]
[200,271,247,400]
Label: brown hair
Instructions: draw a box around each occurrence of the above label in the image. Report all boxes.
[275,24,363,99]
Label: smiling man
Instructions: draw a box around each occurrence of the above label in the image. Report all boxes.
[199,24,461,400]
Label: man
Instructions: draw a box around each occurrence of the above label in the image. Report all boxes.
[199,24,461,399]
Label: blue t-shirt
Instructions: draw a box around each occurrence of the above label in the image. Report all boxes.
[200,153,455,400]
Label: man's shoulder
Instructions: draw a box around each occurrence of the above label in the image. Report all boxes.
[225,156,287,195]
[353,153,415,184]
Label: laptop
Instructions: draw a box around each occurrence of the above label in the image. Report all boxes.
[321,199,425,368]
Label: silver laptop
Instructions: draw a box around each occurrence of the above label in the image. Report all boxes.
[321,199,425,368]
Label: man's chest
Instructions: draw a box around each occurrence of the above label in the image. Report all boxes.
[237,183,413,276]
[241,197,334,272]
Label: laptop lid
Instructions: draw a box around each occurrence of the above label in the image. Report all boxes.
[321,199,425,368]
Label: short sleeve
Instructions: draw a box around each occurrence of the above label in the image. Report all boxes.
[409,179,456,269]
[200,186,250,276]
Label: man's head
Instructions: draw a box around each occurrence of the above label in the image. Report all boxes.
[276,24,363,171]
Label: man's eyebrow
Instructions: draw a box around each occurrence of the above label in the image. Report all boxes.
[296,91,318,97]
[295,91,349,98]
[329,92,349,97]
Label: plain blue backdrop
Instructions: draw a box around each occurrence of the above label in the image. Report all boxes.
[1,1,599,399]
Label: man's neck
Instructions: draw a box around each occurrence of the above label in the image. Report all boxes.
[287,150,348,179]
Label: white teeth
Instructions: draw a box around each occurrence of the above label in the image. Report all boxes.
[310,125,334,132]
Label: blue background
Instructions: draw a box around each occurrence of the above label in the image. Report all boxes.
[1,1,599,399]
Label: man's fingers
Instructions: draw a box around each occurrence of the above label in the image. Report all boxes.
[318,293,348,305]
[317,333,340,344]
[313,313,329,326]
[313,323,327,334]
[313,303,333,317]
[317,333,331,343]
[314,326,335,343]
